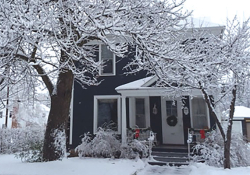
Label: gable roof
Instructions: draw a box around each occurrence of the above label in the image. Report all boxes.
[115,76,157,91]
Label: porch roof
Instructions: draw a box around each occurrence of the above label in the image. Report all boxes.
[115,76,202,97]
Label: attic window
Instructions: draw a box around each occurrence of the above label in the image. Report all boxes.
[99,45,116,76]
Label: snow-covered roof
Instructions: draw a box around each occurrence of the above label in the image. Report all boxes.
[234,106,250,118]
[184,17,225,37]
[115,76,156,91]
[187,17,224,29]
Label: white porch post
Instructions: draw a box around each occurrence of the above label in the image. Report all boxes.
[121,95,127,145]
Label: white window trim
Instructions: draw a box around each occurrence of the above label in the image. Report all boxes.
[129,97,150,128]
[93,95,121,134]
[98,45,116,76]
[190,97,211,129]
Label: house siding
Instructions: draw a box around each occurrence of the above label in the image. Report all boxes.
[182,96,191,145]
[70,47,147,148]
[149,96,163,144]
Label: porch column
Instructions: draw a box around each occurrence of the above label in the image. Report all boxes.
[121,95,127,145]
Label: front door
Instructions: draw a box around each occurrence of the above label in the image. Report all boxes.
[161,98,184,144]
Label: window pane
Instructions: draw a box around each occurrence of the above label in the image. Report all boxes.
[246,123,250,142]
[101,45,113,74]
[135,98,146,128]
[166,101,177,116]
[97,99,117,130]
[192,98,208,129]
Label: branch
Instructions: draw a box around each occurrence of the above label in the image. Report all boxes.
[16,53,54,96]
[199,82,226,140]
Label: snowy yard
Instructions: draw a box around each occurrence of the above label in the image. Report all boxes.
[1,155,250,175]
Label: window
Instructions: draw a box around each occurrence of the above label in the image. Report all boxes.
[135,98,146,128]
[96,45,115,76]
[166,101,177,117]
[9,111,12,118]
[94,96,120,133]
[191,98,209,129]
[100,45,115,75]
[246,122,250,142]
[129,97,150,128]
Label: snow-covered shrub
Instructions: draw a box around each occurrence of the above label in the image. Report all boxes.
[15,138,43,162]
[192,130,250,167]
[120,139,149,159]
[76,127,151,159]
[0,128,44,154]
[0,128,44,162]
[76,128,121,158]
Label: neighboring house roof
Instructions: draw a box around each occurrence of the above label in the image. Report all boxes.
[184,17,225,37]
[233,106,250,119]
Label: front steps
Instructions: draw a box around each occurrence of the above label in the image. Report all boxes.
[148,145,190,166]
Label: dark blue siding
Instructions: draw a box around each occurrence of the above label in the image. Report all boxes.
[182,96,191,145]
[149,96,162,144]
[71,48,147,148]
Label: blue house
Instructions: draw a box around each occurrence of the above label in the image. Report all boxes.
[68,24,224,149]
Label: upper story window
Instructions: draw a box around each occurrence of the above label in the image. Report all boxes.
[98,45,116,76]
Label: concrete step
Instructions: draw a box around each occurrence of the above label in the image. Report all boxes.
[152,151,188,158]
[152,146,188,153]
[148,161,189,167]
[149,150,190,166]
[153,156,189,163]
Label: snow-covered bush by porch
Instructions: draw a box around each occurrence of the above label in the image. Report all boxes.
[76,127,150,159]
[192,130,250,167]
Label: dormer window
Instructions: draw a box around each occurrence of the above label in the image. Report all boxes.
[99,45,116,76]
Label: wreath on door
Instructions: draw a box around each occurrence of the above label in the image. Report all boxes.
[167,115,178,126]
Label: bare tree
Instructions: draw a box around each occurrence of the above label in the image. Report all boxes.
[135,17,250,169]
[0,0,190,161]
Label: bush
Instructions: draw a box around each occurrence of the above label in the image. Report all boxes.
[76,128,121,158]
[0,128,44,154]
[192,130,250,167]
[0,128,44,162]
[76,127,151,159]
[15,139,43,162]
[120,139,149,159]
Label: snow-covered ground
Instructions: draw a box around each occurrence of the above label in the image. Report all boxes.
[1,155,250,175]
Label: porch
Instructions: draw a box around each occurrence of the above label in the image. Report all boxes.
[126,127,209,166]
[115,76,215,147]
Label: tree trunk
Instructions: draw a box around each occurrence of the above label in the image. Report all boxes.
[224,85,237,169]
[42,69,74,161]
[224,139,231,168]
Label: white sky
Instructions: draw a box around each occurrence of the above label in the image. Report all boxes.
[184,0,250,25]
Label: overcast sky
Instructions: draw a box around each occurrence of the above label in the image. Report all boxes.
[184,0,250,25]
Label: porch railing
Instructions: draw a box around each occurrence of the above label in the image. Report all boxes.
[187,128,209,158]
[127,127,157,143]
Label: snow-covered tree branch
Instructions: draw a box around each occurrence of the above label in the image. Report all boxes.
[0,0,190,161]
